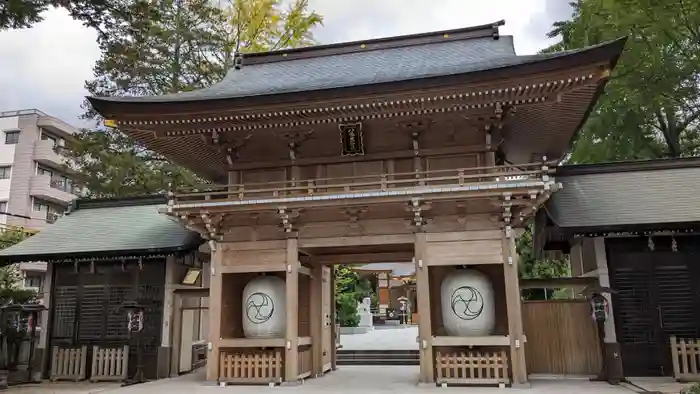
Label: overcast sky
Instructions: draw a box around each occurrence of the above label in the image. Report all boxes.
[0,0,571,127]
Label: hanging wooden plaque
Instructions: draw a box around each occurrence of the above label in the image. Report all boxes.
[339,122,365,156]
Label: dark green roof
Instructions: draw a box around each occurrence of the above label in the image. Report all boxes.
[546,157,700,230]
[0,195,202,264]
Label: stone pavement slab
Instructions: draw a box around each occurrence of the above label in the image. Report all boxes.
[340,325,418,350]
[7,381,120,394]
[70,366,637,394]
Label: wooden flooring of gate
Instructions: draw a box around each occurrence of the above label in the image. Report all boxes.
[523,300,602,375]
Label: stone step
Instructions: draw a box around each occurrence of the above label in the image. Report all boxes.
[337,350,420,365]
[337,349,419,355]
[338,353,418,360]
[337,358,420,366]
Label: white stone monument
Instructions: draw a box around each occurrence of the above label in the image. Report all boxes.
[356,297,374,330]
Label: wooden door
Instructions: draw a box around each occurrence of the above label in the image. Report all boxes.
[321,266,333,372]
[608,237,700,377]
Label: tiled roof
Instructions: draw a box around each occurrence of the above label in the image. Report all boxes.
[546,158,700,229]
[93,35,517,103]
[0,196,202,263]
[353,262,415,277]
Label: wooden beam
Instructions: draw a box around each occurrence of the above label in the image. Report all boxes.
[298,265,312,277]
[414,232,434,383]
[206,246,223,381]
[519,277,597,289]
[309,265,323,376]
[226,144,492,171]
[502,231,528,385]
[299,252,413,265]
[284,237,299,382]
[300,235,414,248]
[330,269,337,371]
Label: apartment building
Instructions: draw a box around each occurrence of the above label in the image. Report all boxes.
[0,109,81,292]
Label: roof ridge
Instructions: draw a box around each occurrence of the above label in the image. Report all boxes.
[240,20,505,66]
[70,194,167,212]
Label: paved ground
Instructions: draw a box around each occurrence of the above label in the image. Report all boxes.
[625,376,695,393]
[340,325,418,350]
[12,367,639,394]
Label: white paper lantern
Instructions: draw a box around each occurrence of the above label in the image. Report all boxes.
[441,269,495,336]
[242,275,286,338]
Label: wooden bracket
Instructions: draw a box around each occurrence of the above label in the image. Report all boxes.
[277,129,314,161]
[501,193,513,227]
[204,131,253,166]
[200,211,224,240]
[277,207,301,233]
[406,198,431,231]
[398,119,432,156]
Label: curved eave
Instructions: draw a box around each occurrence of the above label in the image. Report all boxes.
[88,37,627,121]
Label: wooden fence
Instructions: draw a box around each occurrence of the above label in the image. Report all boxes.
[522,300,602,375]
[90,345,129,382]
[670,336,700,382]
[297,345,313,380]
[435,350,510,386]
[50,346,88,382]
[219,349,283,384]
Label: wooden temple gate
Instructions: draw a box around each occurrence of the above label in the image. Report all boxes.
[88,21,625,386]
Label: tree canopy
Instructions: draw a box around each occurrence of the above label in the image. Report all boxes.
[0,228,38,305]
[67,0,322,197]
[547,0,700,163]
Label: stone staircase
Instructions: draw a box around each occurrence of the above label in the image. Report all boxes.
[336,349,420,366]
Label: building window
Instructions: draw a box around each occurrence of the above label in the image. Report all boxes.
[33,199,48,212]
[41,131,60,148]
[4,131,19,144]
[0,201,6,212]
[0,166,10,179]
[37,166,53,177]
[24,273,43,289]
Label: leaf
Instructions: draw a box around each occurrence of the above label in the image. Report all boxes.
[546,0,700,162]
[71,0,323,197]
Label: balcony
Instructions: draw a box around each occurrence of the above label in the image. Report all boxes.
[34,139,74,170]
[18,261,47,272]
[169,162,556,212]
[37,114,78,138]
[29,174,80,205]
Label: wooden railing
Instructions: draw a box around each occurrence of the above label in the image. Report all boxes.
[435,349,510,386]
[50,345,87,382]
[171,161,555,206]
[90,345,129,382]
[671,336,700,382]
[297,345,313,380]
[219,348,283,385]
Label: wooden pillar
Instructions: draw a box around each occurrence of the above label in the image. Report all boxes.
[502,229,527,385]
[169,293,184,377]
[309,264,324,376]
[414,232,434,383]
[284,236,299,382]
[206,244,223,381]
[38,260,54,378]
[592,238,616,342]
[330,267,337,371]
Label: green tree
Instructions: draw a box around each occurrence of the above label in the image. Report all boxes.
[73,0,323,197]
[0,0,153,36]
[333,265,375,327]
[0,229,37,305]
[546,0,700,163]
[516,226,571,300]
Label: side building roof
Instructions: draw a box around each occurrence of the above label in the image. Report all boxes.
[534,157,700,255]
[0,195,203,264]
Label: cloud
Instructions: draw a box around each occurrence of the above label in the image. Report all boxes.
[0,7,100,127]
[0,1,567,125]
